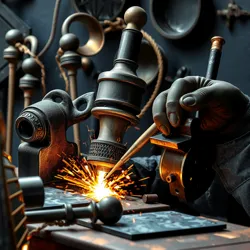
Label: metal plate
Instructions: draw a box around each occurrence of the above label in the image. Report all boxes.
[78,210,226,240]
[0,2,31,86]
[39,187,170,213]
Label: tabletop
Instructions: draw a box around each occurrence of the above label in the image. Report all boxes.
[27,197,250,250]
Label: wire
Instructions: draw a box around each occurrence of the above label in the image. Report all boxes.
[37,0,62,58]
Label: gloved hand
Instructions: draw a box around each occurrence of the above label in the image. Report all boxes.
[152,76,249,136]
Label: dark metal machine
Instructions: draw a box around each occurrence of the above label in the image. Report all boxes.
[1,113,123,250]
[87,6,148,172]
[15,89,94,183]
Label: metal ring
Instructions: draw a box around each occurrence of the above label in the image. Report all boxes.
[61,13,105,57]
[64,203,75,222]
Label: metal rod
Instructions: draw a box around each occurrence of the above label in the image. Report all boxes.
[104,123,158,180]
[23,89,33,108]
[68,69,81,153]
[5,62,16,155]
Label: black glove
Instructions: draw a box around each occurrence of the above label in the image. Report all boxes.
[152,76,249,137]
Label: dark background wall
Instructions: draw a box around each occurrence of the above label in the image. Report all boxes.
[1,0,250,166]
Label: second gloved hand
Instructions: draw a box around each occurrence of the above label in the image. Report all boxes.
[152,76,249,136]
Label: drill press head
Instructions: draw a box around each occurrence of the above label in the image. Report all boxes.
[87,6,147,172]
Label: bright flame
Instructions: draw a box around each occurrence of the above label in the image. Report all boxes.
[88,171,117,201]
[55,156,136,201]
[22,244,29,250]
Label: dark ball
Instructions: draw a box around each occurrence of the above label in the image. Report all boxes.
[97,196,123,225]
[5,29,24,45]
[22,58,41,77]
[59,33,80,51]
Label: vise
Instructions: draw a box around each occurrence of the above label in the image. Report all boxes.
[87,6,147,172]
[15,90,94,182]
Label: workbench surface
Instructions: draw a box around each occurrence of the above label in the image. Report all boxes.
[28,222,250,250]
[27,198,250,250]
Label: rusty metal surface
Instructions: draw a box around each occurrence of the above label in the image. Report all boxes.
[16,90,94,182]
[28,221,250,250]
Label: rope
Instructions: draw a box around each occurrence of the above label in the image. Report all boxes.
[15,43,46,96]
[55,48,70,92]
[103,18,164,119]
[138,30,164,119]
[25,220,70,246]
[37,0,62,58]
[103,18,126,34]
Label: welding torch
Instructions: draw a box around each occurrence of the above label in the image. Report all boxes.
[104,36,225,181]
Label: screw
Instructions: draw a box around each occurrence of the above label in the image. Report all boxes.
[166,174,176,183]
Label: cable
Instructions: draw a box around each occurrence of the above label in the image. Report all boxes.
[37,0,62,58]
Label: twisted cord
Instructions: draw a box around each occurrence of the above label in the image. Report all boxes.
[138,30,164,119]
[15,43,46,96]
[55,48,70,92]
[37,0,62,57]
[24,220,70,247]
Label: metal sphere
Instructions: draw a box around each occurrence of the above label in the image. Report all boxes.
[59,33,80,51]
[97,196,123,225]
[81,57,94,74]
[22,58,41,77]
[5,29,24,45]
[124,6,147,30]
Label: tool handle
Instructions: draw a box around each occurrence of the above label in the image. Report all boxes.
[195,36,225,119]
[206,36,225,79]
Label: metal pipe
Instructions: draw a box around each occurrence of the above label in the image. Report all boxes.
[6,63,16,155]
[4,29,24,156]
[68,69,81,152]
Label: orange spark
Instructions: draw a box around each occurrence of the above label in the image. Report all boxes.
[22,244,29,250]
[55,156,136,202]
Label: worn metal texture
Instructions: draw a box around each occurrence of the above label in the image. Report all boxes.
[15,89,94,183]
[78,211,226,240]
[27,221,250,250]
